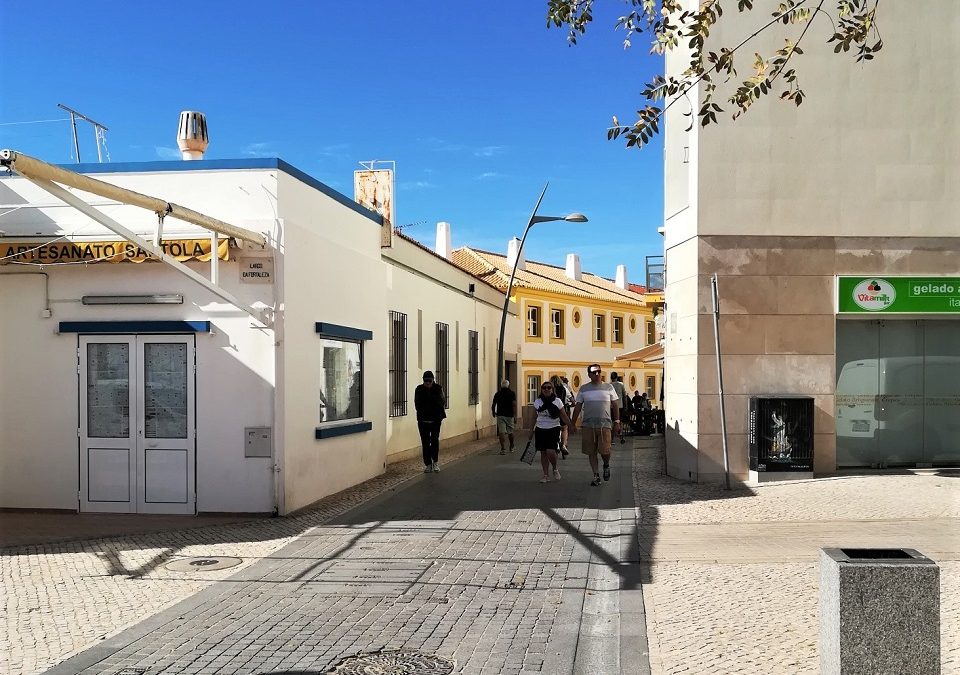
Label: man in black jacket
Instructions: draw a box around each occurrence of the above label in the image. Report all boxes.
[415,370,447,473]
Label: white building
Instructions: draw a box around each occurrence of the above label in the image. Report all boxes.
[662,3,960,482]
[0,151,509,515]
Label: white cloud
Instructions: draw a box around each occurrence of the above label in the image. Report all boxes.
[242,142,276,157]
[398,180,436,190]
[477,172,503,180]
[474,145,506,157]
[155,146,181,160]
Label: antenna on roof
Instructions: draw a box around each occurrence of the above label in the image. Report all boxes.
[57,103,109,164]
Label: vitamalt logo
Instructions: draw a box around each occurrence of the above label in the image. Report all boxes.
[853,279,896,311]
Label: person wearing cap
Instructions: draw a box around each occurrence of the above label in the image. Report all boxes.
[570,364,621,486]
[415,370,447,473]
[491,379,517,455]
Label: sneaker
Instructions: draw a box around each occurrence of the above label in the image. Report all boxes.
[590,474,602,487]
[499,449,506,455]
[432,461,440,473]
[540,475,550,483]
[620,437,626,445]
[560,446,569,458]
[424,465,433,473]
[603,464,611,481]
[553,468,561,481]
[509,446,515,453]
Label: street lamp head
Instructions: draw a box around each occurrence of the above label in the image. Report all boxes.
[563,213,588,223]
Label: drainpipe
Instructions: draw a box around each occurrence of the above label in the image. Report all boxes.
[0,271,51,316]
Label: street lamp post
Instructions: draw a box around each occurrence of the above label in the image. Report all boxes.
[496,182,587,388]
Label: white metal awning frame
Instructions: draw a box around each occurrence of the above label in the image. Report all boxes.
[0,149,272,326]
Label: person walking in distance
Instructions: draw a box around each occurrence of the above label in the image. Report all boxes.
[491,379,517,455]
[532,380,573,483]
[609,372,629,444]
[551,375,571,458]
[571,364,621,486]
[415,370,446,472]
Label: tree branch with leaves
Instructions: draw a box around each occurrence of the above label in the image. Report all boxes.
[547,0,882,148]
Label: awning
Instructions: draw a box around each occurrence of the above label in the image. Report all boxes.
[615,342,664,364]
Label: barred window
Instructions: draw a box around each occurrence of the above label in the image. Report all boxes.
[436,322,449,409]
[468,330,479,405]
[389,310,407,417]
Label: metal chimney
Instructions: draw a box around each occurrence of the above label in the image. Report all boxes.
[177,111,209,160]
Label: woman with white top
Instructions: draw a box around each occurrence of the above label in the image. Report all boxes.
[532,380,574,483]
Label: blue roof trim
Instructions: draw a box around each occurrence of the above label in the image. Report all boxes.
[315,322,373,341]
[59,321,211,334]
[50,157,383,226]
[315,421,372,440]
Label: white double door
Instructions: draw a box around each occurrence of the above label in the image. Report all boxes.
[80,335,195,514]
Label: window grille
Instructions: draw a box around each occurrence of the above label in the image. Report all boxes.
[389,311,407,417]
[436,322,449,409]
[468,330,479,405]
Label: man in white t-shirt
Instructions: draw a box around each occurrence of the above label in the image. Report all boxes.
[571,364,621,486]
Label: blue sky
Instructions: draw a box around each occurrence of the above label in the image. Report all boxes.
[0,1,664,280]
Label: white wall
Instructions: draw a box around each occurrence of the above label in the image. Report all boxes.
[275,173,387,514]
[382,237,505,460]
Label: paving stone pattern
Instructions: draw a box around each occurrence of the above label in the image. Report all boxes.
[633,443,960,674]
[4,431,958,675]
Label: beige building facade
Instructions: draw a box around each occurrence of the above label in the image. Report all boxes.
[662,3,960,482]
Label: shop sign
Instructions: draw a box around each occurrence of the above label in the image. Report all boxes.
[838,276,960,313]
[0,238,230,265]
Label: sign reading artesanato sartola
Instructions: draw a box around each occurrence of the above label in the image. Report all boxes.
[838,276,960,313]
[0,238,230,265]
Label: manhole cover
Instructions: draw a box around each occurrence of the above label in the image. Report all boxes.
[327,649,454,674]
[164,556,243,572]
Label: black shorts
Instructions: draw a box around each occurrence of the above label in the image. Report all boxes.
[534,426,562,452]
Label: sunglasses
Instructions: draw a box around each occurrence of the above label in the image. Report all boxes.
[588,370,601,375]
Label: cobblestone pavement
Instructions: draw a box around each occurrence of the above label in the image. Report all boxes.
[5,432,957,675]
[633,441,960,674]
[6,435,646,675]
[2,438,498,675]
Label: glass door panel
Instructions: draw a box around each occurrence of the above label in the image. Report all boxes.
[86,342,131,438]
[923,321,960,464]
[836,321,880,467]
[143,342,188,439]
[876,321,924,465]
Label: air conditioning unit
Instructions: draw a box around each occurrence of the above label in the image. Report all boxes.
[748,396,814,475]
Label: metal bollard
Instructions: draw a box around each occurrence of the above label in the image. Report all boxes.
[820,548,940,674]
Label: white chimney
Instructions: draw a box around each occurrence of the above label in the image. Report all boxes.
[565,253,582,281]
[435,221,452,259]
[615,264,628,290]
[177,111,209,160]
[507,237,525,271]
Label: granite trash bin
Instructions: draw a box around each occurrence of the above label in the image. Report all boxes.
[820,547,940,675]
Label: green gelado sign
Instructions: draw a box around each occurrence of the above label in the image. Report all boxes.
[838,276,960,314]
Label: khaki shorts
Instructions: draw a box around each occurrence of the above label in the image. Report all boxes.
[496,416,515,434]
[581,427,612,457]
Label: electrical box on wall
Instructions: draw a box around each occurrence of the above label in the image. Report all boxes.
[245,427,272,458]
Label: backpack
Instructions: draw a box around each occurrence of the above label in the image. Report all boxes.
[555,382,567,405]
